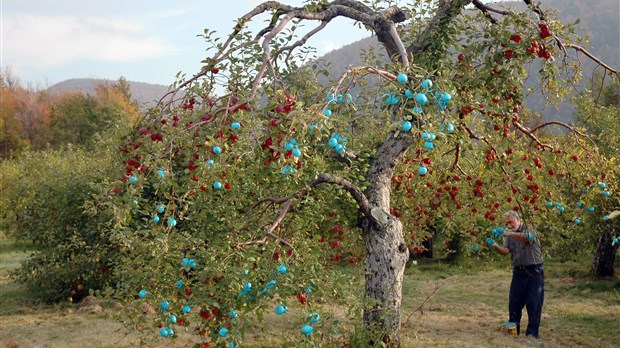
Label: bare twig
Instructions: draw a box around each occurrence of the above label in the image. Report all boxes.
[403,285,441,325]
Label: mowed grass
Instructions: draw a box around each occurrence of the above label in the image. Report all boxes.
[1,237,618,348]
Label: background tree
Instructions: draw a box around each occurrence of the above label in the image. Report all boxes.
[574,75,620,277]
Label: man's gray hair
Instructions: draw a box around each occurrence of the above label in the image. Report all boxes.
[503,210,520,220]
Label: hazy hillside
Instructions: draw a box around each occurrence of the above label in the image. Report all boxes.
[314,0,619,123]
[48,78,170,109]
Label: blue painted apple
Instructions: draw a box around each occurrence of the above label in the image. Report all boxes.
[166,328,174,337]
[182,305,191,313]
[265,279,276,289]
[346,93,353,102]
[157,169,165,178]
[207,159,215,167]
[612,237,618,245]
[576,201,583,208]
[219,327,229,337]
[229,310,238,318]
[160,300,170,310]
[558,206,565,213]
[213,182,223,190]
[278,264,287,274]
[292,148,302,157]
[424,141,434,150]
[275,305,288,315]
[285,142,295,150]
[301,324,314,335]
[575,219,581,224]
[324,109,332,117]
[405,89,414,99]
[160,327,169,337]
[416,93,428,105]
[153,215,160,223]
[546,202,553,208]
[176,280,183,288]
[128,175,138,184]
[599,182,606,189]
[328,138,338,148]
[335,144,344,153]
[397,73,408,84]
[604,215,609,221]
[167,217,177,227]
[441,92,452,103]
[183,257,190,266]
[587,206,595,212]
[418,166,428,176]
[412,106,423,114]
[156,204,165,213]
[402,121,412,131]
[603,191,611,197]
[213,146,222,154]
[138,289,147,298]
[309,312,320,323]
[133,199,138,205]
[231,122,241,129]
[168,314,177,324]
[421,79,433,90]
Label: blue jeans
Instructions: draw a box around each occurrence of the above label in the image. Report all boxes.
[509,264,544,338]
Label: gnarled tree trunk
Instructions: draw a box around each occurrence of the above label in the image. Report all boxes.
[360,129,414,346]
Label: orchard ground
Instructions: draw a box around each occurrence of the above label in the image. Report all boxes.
[0,237,618,348]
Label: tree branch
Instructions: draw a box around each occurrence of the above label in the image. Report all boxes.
[472,0,509,16]
[237,173,370,249]
[512,120,553,150]
[565,43,620,76]
[407,0,471,57]
[471,0,499,24]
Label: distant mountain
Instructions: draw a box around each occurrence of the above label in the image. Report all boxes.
[314,0,620,123]
[47,78,170,109]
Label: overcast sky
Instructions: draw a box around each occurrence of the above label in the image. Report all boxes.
[1,0,375,87]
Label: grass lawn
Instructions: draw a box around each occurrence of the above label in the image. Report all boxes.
[1,237,618,347]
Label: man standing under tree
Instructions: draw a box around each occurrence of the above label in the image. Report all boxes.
[488,211,544,339]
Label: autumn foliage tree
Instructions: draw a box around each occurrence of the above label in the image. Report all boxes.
[88,1,618,346]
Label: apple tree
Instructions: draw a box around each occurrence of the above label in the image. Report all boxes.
[97,0,619,346]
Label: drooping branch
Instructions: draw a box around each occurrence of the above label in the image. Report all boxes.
[331,66,396,99]
[529,120,587,137]
[565,43,620,76]
[237,173,370,249]
[512,120,553,150]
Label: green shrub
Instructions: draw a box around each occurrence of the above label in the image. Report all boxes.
[0,144,124,302]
